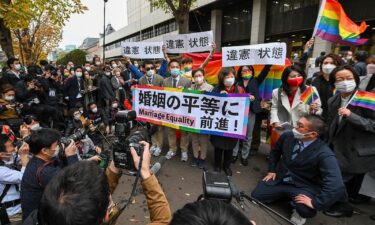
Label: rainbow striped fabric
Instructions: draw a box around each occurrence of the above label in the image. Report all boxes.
[349,91,375,111]
[300,86,319,105]
[182,53,291,99]
[313,0,368,45]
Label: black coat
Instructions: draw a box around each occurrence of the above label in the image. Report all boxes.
[326,91,375,174]
[0,72,21,87]
[63,76,84,101]
[99,75,115,101]
[269,132,346,210]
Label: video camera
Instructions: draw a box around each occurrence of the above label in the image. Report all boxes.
[112,110,151,173]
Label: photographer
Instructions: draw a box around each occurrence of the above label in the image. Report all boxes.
[0,84,24,134]
[21,128,79,220]
[0,134,29,224]
[23,141,172,225]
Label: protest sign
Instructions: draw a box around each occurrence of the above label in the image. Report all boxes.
[222,42,287,67]
[132,85,250,139]
[163,31,213,53]
[121,42,164,59]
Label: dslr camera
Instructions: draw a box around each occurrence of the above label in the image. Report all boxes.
[60,128,87,146]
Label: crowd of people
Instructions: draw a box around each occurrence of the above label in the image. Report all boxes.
[0,37,374,225]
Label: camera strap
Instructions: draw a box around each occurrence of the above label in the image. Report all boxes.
[0,184,12,225]
[36,160,56,188]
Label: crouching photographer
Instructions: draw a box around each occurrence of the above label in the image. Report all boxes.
[20,128,79,221]
[23,139,172,225]
[0,134,29,225]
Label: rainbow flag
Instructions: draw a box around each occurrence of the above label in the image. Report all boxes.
[300,86,319,105]
[182,53,291,99]
[313,0,368,45]
[349,91,375,111]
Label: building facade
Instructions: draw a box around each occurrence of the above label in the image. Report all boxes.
[101,0,375,59]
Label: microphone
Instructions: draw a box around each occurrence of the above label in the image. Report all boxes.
[150,156,167,175]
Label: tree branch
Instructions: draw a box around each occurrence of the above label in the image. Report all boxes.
[165,0,177,15]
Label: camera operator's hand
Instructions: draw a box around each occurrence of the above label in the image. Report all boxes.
[20,123,31,138]
[64,140,77,157]
[18,142,30,167]
[5,104,14,110]
[89,155,101,162]
[0,152,12,161]
[130,141,151,180]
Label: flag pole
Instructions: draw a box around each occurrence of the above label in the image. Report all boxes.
[312,0,327,37]
[344,90,358,109]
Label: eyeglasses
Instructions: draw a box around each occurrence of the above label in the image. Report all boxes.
[146,67,154,71]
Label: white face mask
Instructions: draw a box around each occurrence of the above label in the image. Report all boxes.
[292,128,312,140]
[15,64,21,71]
[146,70,154,77]
[224,77,235,87]
[335,80,356,93]
[112,64,117,68]
[30,123,40,131]
[112,103,118,108]
[346,56,352,60]
[51,145,60,158]
[134,64,139,68]
[105,72,111,76]
[92,108,98,113]
[194,76,204,84]
[75,72,83,77]
[95,61,101,66]
[85,66,91,71]
[4,95,14,101]
[322,64,336,74]
[367,64,375,75]
[74,114,81,120]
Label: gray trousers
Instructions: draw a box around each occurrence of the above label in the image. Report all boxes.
[233,112,256,159]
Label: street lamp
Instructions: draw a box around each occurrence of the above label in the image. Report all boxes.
[103,0,108,62]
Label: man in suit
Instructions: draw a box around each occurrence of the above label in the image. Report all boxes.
[63,66,85,109]
[163,59,191,161]
[251,115,346,225]
[138,61,165,157]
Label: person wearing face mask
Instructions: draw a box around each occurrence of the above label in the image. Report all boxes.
[0,85,20,122]
[87,102,110,143]
[270,66,322,130]
[232,65,272,166]
[358,55,375,93]
[310,54,343,120]
[138,62,165,157]
[324,65,375,217]
[0,58,22,87]
[188,69,213,170]
[21,128,78,221]
[252,115,346,225]
[210,68,245,176]
[64,108,85,136]
[0,134,29,224]
[111,68,126,104]
[23,115,42,132]
[353,50,369,77]
[343,51,354,65]
[98,67,116,110]
[109,60,118,69]
[63,66,85,109]
[162,59,192,162]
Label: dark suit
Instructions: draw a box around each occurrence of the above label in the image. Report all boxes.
[63,76,84,108]
[138,74,164,87]
[0,71,21,87]
[252,132,346,218]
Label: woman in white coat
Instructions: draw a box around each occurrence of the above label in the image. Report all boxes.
[271,66,322,128]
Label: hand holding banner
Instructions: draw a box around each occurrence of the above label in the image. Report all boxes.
[222,42,287,67]
[121,42,164,59]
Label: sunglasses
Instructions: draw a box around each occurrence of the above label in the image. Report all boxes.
[146,67,154,71]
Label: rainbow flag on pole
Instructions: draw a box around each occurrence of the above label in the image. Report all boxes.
[300,86,319,105]
[349,91,375,111]
[313,0,368,45]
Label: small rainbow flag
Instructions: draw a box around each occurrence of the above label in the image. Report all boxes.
[300,86,319,105]
[349,91,375,111]
[313,0,368,45]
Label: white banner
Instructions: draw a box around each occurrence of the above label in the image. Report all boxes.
[121,42,164,59]
[222,42,287,67]
[133,86,250,139]
[163,31,213,53]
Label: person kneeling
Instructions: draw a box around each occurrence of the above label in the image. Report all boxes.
[251,115,346,225]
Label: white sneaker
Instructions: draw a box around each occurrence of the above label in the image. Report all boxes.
[165,150,176,160]
[290,209,306,225]
[181,152,188,162]
[153,147,161,157]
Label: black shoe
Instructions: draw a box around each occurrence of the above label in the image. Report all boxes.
[241,158,248,166]
[349,194,371,204]
[323,203,353,218]
[231,156,238,164]
[223,168,232,176]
